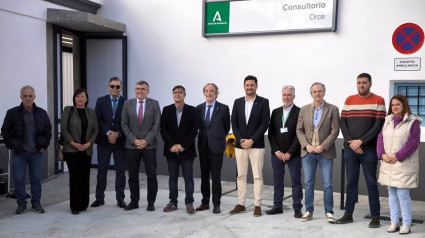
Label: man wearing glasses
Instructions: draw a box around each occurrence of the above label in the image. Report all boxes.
[160,85,198,214]
[296,82,340,223]
[121,81,161,211]
[92,77,127,209]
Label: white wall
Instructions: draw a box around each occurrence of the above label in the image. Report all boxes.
[0,0,70,121]
[97,0,425,114]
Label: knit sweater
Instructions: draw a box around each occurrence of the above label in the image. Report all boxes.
[340,93,386,149]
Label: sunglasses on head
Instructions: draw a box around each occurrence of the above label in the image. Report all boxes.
[110,85,121,89]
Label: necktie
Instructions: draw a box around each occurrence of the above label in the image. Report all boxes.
[205,105,212,125]
[112,98,117,117]
[138,101,144,125]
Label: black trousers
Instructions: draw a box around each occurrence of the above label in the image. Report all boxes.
[64,151,91,212]
[126,148,158,205]
[199,145,223,206]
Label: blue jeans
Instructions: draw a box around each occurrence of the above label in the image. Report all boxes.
[167,157,194,205]
[344,148,380,217]
[302,153,333,214]
[388,187,411,226]
[12,151,42,206]
[271,154,303,210]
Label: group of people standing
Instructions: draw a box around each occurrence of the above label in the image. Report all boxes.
[1,73,420,235]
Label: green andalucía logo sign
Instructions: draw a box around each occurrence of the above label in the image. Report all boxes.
[205,2,230,34]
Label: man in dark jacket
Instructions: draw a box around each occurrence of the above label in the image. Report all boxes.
[267,85,303,218]
[195,83,230,214]
[92,77,127,209]
[1,85,52,214]
[160,85,198,214]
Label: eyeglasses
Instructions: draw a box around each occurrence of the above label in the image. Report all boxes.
[110,85,121,89]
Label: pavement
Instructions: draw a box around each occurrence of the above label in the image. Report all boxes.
[0,169,424,238]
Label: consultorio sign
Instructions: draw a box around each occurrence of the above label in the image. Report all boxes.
[203,0,338,37]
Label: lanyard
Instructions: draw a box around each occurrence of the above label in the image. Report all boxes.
[282,108,291,126]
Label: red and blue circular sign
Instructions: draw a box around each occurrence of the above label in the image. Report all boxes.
[392,23,424,54]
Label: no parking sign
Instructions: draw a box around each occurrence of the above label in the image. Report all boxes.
[392,23,424,54]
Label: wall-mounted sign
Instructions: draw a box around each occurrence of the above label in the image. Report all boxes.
[203,0,338,37]
[394,58,421,71]
[392,23,424,55]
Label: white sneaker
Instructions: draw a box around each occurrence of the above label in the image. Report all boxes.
[387,223,400,233]
[300,211,313,222]
[399,225,411,235]
[326,213,335,223]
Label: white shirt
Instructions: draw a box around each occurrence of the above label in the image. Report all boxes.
[245,96,256,125]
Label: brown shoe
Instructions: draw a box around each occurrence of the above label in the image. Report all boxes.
[229,204,246,214]
[253,206,262,217]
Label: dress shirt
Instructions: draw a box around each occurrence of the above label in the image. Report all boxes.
[245,95,256,125]
[176,104,184,127]
[283,104,294,126]
[136,98,146,117]
[313,101,324,128]
[204,101,216,121]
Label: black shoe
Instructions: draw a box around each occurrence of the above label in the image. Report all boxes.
[294,209,303,218]
[31,204,45,213]
[196,203,210,211]
[91,200,105,207]
[147,204,155,211]
[71,210,80,215]
[15,205,27,214]
[369,218,380,228]
[117,200,126,208]
[124,202,139,211]
[336,214,354,224]
[213,205,221,214]
[266,207,283,215]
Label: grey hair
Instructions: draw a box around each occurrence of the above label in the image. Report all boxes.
[20,85,35,95]
[203,83,219,98]
[281,85,295,96]
[310,82,326,94]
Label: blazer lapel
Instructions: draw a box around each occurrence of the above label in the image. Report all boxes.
[208,103,220,127]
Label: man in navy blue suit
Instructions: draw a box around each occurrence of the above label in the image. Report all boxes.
[229,75,270,217]
[92,77,127,208]
[195,83,230,214]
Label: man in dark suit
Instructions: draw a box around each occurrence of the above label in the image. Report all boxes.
[160,85,198,214]
[92,77,127,209]
[229,75,270,217]
[195,83,230,214]
[267,85,303,218]
[296,82,340,223]
[121,81,161,211]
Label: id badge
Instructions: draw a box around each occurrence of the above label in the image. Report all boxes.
[280,127,288,133]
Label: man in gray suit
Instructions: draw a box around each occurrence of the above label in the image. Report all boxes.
[121,81,161,211]
[296,82,340,223]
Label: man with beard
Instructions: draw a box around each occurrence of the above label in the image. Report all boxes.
[229,75,270,217]
[336,73,386,228]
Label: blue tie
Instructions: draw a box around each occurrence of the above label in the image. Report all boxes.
[112,98,117,117]
[205,105,212,125]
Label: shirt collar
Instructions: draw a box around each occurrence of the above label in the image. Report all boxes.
[245,95,256,102]
[312,101,324,109]
[283,103,294,111]
[206,100,216,107]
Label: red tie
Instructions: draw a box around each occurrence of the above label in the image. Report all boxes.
[138,101,144,125]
